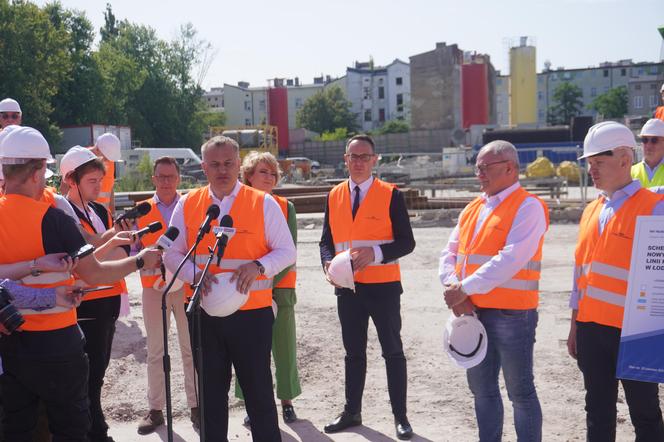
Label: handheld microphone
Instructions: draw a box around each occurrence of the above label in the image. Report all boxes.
[115,201,151,224]
[197,204,220,241]
[213,215,235,266]
[135,221,163,239]
[156,226,180,281]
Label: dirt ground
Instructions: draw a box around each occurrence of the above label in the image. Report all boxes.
[105,224,664,441]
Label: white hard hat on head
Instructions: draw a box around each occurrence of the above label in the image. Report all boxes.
[579,121,636,160]
[60,145,98,177]
[95,133,122,161]
[327,250,355,291]
[639,119,664,138]
[0,98,21,113]
[153,268,185,293]
[443,313,488,369]
[660,83,664,93]
[201,272,249,317]
[0,126,53,163]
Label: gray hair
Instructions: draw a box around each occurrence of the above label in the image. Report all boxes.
[479,140,520,168]
[201,136,240,159]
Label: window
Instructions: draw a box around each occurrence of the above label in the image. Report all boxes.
[396,77,403,86]
[378,87,385,99]
[396,93,403,106]
[245,118,251,126]
[603,69,609,77]
[259,100,266,111]
[364,110,372,122]
[621,68,626,76]
[591,87,597,97]
[635,84,642,91]
[650,95,658,107]
[244,101,251,111]
[295,98,303,109]
[634,96,643,109]
[538,91,543,101]
[363,87,370,100]
[379,108,385,122]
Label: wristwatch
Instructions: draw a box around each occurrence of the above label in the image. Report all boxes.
[253,260,265,275]
[135,256,145,270]
[30,259,42,277]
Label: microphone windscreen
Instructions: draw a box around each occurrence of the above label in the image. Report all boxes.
[219,214,233,228]
[163,226,180,241]
[206,204,220,219]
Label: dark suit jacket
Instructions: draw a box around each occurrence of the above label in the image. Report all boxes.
[319,183,416,296]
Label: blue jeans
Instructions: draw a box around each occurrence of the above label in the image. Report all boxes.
[466,308,542,442]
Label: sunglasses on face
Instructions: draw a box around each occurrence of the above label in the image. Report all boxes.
[641,137,661,144]
[0,113,20,120]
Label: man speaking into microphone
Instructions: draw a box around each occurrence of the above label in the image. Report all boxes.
[165,137,295,441]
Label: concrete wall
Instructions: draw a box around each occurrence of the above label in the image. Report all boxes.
[495,75,510,126]
[409,43,463,131]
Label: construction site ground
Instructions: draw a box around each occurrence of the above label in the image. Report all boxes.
[106,222,663,442]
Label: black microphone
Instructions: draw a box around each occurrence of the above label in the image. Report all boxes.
[156,226,180,281]
[135,221,162,239]
[215,215,234,266]
[115,201,151,224]
[197,204,220,241]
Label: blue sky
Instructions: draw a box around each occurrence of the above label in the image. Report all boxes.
[36,0,664,90]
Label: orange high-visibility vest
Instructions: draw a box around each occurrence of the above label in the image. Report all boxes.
[655,106,664,121]
[329,179,401,284]
[72,201,125,301]
[40,186,58,207]
[273,194,296,289]
[136,197,167,289]
[0,194,77,331]
[575,188,663,328]
[455,187,549,310]
[96,158,114,209]
[183,185,273,310]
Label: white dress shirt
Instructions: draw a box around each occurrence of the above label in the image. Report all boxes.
[164,181,296,284]
[438,181,547,296]
[348,176,385,264]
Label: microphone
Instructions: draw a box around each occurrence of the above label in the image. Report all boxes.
[115,201,151,224]
[213,215,235,266]
[197,204,220,241]
[156,226,180,281]
[135,221,163,239]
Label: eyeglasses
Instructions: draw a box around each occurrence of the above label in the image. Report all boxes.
[0,113,20,120]
[641,137,661,144]
[153,174,177,182]
[474,160,510,175]
[345,153,375,163]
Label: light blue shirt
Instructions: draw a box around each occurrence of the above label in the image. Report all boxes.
[643,158,664,181]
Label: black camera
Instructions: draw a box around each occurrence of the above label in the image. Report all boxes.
[0,287,25,334]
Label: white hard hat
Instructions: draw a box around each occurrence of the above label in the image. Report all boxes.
[201,272,249,317]
[95,133,122,161]
[0,98,21,113]
[660,83,664,93]
[0,126,54,163]
[639,119,664,138]
[579,121,636,160]
[153,268,185,293]
[60,145,98,177]
[443,313,488,369]
[328,250,355,291]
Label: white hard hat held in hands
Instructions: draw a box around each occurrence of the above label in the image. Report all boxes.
[201,272,249,317]
[328,250,355,291]
[443,312,488,369]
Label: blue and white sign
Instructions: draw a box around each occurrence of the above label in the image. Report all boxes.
[617,216,664,383]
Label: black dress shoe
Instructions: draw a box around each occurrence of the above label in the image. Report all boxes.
[323,411,362,433]
[395,417,413,440]
[282,404,297,423]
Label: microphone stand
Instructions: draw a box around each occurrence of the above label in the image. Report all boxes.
[158,233,206,442]
[186,231,226,442]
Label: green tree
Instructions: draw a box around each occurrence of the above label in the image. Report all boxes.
[590,86,628,119]
[296,86,357,134]
[375,119,410,134]
[100,3,118,42]
[547,82,584,125]
[317,127,349,141]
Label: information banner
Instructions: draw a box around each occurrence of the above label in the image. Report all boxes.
[617,216,664,383]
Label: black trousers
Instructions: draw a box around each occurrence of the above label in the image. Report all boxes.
[198,308,280,442]
[0,325,90,442]
[77,296,120,441]
[337,288,407,419]
[576,321,664,442]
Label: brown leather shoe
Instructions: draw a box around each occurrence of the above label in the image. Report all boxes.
[137,409,164,435]
[190,407,200,430]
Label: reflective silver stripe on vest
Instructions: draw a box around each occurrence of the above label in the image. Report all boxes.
[19,305,72,315]
[140,268,161,277]
[21,272,71,285]
[98,192,112,198]
[193,255,273,290]
[498,279,539,291]
[589,261,629,281]
[464,254,542,272]
[250,279,274,291]
[585,285,626,307]
[334,239,393,253]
